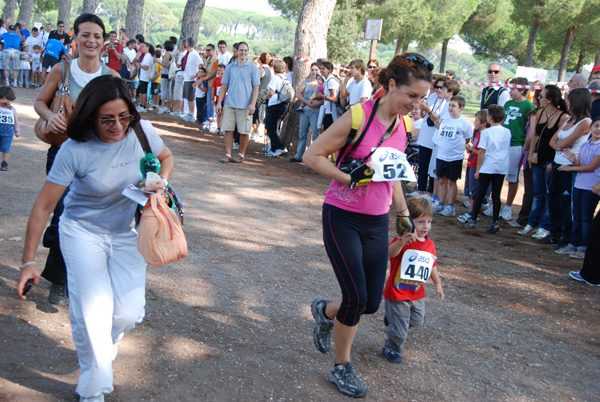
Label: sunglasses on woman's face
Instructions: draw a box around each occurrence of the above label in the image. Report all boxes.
[98,114,132,127]
[368,65,377,69]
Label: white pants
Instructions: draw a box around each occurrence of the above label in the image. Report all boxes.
[59,217,147,398]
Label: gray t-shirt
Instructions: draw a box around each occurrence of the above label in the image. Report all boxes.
[48,119,164,234]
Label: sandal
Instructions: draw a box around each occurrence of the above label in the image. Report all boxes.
[554,247,575,255]
[220,155,231,163]
[570,251,585,259]
[231,154,244,163]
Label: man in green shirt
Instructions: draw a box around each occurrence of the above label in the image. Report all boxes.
[500,77,536,221]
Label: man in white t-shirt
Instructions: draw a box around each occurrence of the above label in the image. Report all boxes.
[170,41,187,116]
[134,42,153,112]
[25,28,44,54]
[340,59,372,109]
[217,40,232,66]
[181,37,203,121]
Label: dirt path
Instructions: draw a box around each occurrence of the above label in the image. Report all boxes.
[1,88,599,401]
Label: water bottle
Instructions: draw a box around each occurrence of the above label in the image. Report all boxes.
[140,153,161,179]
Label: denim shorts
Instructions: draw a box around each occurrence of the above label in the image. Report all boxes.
[0,134,14,153]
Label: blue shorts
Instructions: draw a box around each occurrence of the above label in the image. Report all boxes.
[466,166,478,200]
[436,158,462,181]
[0,134,14,153]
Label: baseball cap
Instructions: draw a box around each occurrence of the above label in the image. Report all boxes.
[8,25,16,31]
[591,65,600,75]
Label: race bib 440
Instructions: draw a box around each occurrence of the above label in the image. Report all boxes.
[396,249,436,284]
[371,147,416,183]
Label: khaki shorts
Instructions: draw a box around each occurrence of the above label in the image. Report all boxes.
[173,75,184,101]
[222,104,252,134]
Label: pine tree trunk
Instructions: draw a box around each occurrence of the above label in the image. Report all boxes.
[524,16,539,67]
[81,0,98,14]
[575,50,585,74]
[402,41,408,53]
[180,0,206,43]
[557,25,578,83]
[394,37,403,55]
[3,0,17,25]
[17,0,34,27]
[595,51,600,67]
[58,0,71,27]
[126,0,145,39]
[279,0,337,153]
[439,38,449,73]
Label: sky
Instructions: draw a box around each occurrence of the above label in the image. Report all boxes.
[205,0,280,16]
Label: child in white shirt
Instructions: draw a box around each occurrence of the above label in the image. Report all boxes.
[19,44,31,88]
[465,104,512,233]
[432,95,472,217]
[31,45,42,88]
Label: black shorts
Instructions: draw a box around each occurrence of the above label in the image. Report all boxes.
[183,81,195,101]
[42,54,59,69]
[436,158,463,181]
[151,82,160,95]
[137,80,149,96]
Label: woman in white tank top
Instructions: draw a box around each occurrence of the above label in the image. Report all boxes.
[548,88,592,250]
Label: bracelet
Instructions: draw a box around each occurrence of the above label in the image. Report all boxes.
[20,261,37,269]
[396,207,408,215]
[160,176,169,187]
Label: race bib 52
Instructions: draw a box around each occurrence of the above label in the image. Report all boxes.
[371,147,416,183]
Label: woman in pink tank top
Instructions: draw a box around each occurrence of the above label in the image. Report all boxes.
[303,54,433,398]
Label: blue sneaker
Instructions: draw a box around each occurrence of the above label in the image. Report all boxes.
[569,271,600,286]
[382,347,403,364]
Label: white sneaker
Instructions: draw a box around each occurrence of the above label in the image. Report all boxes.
[517,224,536,235]
[422,194,434,202]
[135,105,146,112]
[80,395,104,402]
[262,144,271,152]
[157,107,168,115]
[169,111,180,116]
[432,203,445,214]
[532,228,550,239]
[483,205,494,217]
[501,205,512,221]
[457,212,471,223]
[181,113,194,121]
[407,191,422,197]
[233,143,239,150]
[440,204,456,217]
[507,220,522,227]
[463,200,471,208]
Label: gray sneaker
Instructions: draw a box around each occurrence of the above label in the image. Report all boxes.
[48,283,68,306]
[311,299,334,353]
[328,361,368,398]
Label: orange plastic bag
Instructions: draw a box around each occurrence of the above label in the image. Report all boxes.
[138,193,187,267]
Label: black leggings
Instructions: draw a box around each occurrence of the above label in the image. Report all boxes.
[322,204,389,326]
[472,173,505,222]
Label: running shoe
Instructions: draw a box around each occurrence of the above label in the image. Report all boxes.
[422,194,434,202]
[570,252,585,259]
[328,362,368,398]
[507,220,522,228]
[569,271,600,286]
[501,205,512,221]
[464,219,476,229]
[432,203,445,214]
[517,224,536,235]
[463,200,471,208]
[169,111,180,116]
[457,212,471,223]
[532,228,550,239]
[440,204,455,217]
[486,222,502,234]
[483,205,494,217]
[382,347,403,364]
[0,161,7,171]
[555,247,575,255]
[233,142,239,150]
[311,299,334,353]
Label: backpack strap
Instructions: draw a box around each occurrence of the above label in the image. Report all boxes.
[335,98,379,167]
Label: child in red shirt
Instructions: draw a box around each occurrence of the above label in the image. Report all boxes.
[212,63,226,136]
[382,197,444,364]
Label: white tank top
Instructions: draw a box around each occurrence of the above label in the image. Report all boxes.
[554,117,591,165]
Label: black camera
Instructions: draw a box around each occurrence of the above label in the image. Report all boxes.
[426,116,435,126]
[339,157,365,173]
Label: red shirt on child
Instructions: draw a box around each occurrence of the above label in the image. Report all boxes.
[383,236,437,302]
[467,130,481,168]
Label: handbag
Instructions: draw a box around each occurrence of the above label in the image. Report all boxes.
[138,192,188,267]
[133,123,187,266]
[34,60,75,146]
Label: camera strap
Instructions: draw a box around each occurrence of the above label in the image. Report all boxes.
[336,98,380,167]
